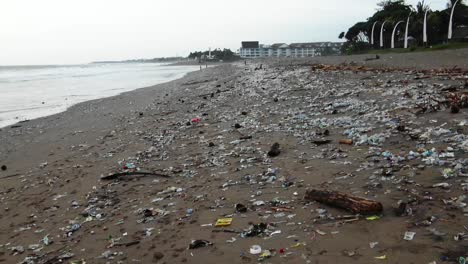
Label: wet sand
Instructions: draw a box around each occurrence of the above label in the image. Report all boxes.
[0,51,467,264]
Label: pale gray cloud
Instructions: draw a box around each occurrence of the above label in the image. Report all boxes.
[0,0,451,65]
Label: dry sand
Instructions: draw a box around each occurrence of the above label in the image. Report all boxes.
[264,48,468,70]
[0,50,467,264]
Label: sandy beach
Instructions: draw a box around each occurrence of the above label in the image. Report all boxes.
[0,49,467,264]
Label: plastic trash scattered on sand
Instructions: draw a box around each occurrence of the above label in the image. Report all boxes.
[186,208,194,216]
[252,201,265,206]
[315,229,327,236]
[241,223,267,237]
[215,218,233,227]
[290,242,306,248]
[188,240,213,249]
[442,168,455,178]
[42,235,50,246]
[404,231,416,241]
[459,256,466,264]
[4,61,468,263]
[249,245,262,255]
[70,260,86,264]
[259,250,273,261]
[369,242,379,248]
[235,203,247,213]
[124,162,136,169]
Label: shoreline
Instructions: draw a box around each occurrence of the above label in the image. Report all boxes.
[0,63,236,166]
[0,65,201,129]
[0,52,467,263]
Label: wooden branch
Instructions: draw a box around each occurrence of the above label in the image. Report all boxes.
[0,173,22,180]
[112,240,140,247]
[305,189,383,215]
[101,171,171,181]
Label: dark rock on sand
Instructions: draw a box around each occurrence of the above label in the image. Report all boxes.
[450,104,460,114]
[267,143,281,157]
[152,252,164,263]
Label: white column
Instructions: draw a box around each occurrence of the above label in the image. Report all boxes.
[404,12,411,48]
[448,0,459,40]
[371,21,378,45]
[380,20,388,48]
[391,21,404,48]
[423,10,430,44]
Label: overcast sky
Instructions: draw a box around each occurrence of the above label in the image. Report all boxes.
[0,0,451,65]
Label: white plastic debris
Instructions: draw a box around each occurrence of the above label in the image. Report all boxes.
[249,245,262,255]
[403,231,416,241]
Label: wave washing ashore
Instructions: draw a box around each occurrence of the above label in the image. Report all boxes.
[0,63,199,127]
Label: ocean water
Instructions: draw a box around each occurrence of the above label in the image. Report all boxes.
[0,63,199,128]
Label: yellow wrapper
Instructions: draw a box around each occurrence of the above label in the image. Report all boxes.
[215,218,233,227]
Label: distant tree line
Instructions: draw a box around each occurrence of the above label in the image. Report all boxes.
[188,48,240,61]
[340,0,468,53]
[149,57,184,62]
[92,57,184,64]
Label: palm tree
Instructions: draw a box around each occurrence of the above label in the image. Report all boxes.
[416,0,429,14]
[447,0,461,8]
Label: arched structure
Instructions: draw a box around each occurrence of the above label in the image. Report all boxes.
[423,9,430,44]
[404,12,411,48]
[380,20,388,48]
[448,0,460,40]
[392,21,404,48]
[371,21,379,45]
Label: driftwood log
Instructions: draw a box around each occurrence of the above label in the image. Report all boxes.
[304,189,383,215]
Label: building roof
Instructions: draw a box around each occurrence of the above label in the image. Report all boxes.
[271,43,288,49]
[241,41,344,49]
[290,43,321,48]
[241,41,259,49]
[291,42,344,49]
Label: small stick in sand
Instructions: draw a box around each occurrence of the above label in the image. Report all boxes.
[101,171,171,181]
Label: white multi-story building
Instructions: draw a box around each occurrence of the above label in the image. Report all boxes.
[239,41,343,58]
[239,41,262,58]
